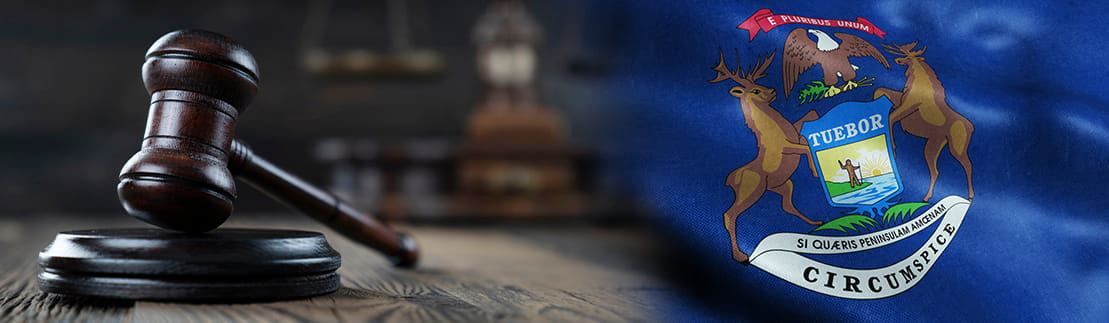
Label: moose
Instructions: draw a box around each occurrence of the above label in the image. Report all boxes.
[873,42,975,202]
[709,50,823,265]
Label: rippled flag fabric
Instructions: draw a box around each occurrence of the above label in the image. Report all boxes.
[606,1,1109,321]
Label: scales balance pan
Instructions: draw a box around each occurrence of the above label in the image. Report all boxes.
[37,228,341,302]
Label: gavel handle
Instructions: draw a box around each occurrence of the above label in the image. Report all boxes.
[228,140,419,268]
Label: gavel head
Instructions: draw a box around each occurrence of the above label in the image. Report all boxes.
[118,30,260,232]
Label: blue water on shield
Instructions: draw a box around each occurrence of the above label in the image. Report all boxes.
[831,173,899,204]
[800,97,903,217]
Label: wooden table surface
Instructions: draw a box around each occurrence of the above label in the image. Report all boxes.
[0,215,670,322]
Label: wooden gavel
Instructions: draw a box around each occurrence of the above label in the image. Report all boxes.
[117,29,418,267]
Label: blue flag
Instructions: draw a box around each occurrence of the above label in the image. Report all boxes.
[608,1,1109,321]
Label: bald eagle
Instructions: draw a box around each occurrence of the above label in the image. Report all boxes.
[782,28,890,99]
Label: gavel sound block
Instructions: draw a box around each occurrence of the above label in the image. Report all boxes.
[37,30,417,302]
[38,228,341,301]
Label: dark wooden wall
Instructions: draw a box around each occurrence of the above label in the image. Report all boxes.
[0,0,627,213]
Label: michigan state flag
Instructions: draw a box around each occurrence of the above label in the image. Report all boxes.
[606,0,1109,321]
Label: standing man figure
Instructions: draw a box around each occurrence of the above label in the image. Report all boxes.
[839,159,862,187]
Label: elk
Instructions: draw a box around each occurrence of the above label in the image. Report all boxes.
[873,42,974,202]
[710,50,823,265]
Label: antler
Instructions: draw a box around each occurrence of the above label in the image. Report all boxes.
[743,50,775,82]
[882,41,925,57]
[881,43,903,56]
[709,49,743,83]
[708,49,775,84]
[909,44,927,56]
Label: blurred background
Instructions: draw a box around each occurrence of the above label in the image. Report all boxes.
[0,0,636,220]
[6,1,1104,321]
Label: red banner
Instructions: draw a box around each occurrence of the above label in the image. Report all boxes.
[737,9,887,41]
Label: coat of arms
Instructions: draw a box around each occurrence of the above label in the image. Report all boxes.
[709,8,976,299]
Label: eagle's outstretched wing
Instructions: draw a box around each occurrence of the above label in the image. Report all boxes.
[834,32,890,69]
[782,28,820,99]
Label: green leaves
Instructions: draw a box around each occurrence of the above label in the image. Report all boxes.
[797,80,829,104]
[882,202,930,225]
[796,77,877,104]
[812,215,880,233]
[811,202,931,234]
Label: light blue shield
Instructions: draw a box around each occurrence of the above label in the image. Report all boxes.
[800,97,902,208]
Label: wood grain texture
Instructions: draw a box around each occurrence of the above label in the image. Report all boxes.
[0,216,668,322]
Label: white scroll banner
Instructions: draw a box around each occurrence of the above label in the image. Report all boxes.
[748,195,971,299]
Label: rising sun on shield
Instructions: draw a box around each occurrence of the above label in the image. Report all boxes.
[800,96,902,216]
